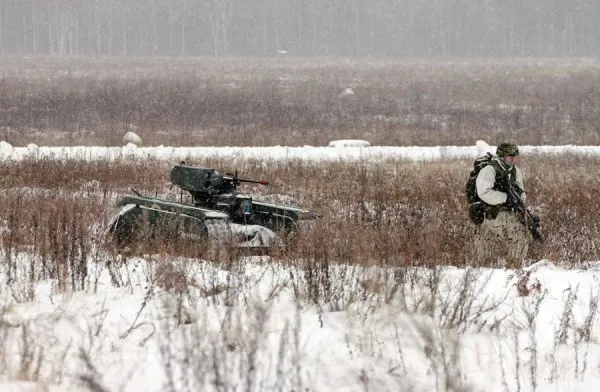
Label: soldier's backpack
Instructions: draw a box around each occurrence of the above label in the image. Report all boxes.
[465,153,494,224]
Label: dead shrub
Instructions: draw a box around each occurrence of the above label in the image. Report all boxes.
[1,153,599,284]
[2,58,600,147]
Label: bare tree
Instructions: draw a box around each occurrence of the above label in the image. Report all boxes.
[0,0,599,57]
[181,0,187,56]
[201,0,234,57]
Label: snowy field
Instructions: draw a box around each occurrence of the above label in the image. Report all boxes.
[1,141,600,392]
[3,140,600,163]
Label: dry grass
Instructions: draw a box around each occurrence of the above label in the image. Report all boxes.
[0,56,599,287]
[1,57,600,147]
[0,154,598,276]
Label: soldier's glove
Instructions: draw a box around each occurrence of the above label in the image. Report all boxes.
[504,192,519,211]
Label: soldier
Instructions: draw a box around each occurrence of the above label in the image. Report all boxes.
[474,142,531,268]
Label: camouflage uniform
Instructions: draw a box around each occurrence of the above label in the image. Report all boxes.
[474,143,532,268]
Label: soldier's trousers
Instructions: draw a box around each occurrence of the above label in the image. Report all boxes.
[474,211,531,267]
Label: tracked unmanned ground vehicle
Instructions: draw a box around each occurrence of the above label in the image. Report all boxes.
[108,163,318,251]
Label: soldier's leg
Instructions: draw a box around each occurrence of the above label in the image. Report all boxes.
[504,213,531,268]
[475,218,503,266]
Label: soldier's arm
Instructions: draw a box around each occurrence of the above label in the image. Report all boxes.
[476,165,507,205]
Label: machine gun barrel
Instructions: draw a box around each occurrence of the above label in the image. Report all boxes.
[224,171,270,187]
[224,176,269,185]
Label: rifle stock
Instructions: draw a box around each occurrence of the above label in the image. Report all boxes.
[505,178,544,242]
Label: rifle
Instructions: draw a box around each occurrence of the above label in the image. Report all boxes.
[506,183,543,242]
[496,160,544,242]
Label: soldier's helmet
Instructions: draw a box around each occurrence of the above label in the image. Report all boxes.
[496,143,519,157]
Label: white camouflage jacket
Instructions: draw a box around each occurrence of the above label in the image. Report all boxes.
[475,158,525,205]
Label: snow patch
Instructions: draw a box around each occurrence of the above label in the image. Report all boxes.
[26,143,39,155]
[328,139,370,148]
[123,131,142,146]
[230,224,280,247]
[0,140,13,157]
[524,259,557,272]
[339,87,355,97]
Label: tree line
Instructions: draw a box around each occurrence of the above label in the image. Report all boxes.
[0,0,598,57]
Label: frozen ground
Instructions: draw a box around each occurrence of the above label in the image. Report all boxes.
[1,140,600,391]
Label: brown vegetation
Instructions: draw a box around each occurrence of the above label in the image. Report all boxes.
[1,57,599,296]
[0,154,598,280]
[1,57,600,147]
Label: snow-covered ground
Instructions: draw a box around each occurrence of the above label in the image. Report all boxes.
[2,254,600,392]
[2,140,600,163]
[1,140,600,391]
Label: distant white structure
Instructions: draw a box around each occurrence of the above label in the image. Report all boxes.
[328,139,370,148]
[123,131,142,146]
[0,141,13,157]
[339,87,355,97]
[27,143,39,155]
